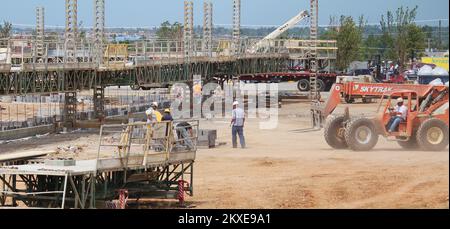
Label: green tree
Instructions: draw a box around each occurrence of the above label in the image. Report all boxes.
[0,21,12,38]
[380,6,421,68]
[320,16,339,40]
[335,16,364,71]
[0,21,12,46]
[156,21,183,40]
[406,24,426,61]
[361,34,380,60]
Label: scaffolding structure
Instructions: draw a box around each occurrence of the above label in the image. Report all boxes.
[309,0,319,100]
[65,0,78,63]
[232,0,241,55]
[93,0,105,65]
[0,121,199,209]
[184,1,194,61]
[203,1,213,57]
[35,7,45,61]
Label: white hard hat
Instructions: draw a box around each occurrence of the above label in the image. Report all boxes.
[397,98,404,103]
[152,102,158,107]
[233,101,239,106]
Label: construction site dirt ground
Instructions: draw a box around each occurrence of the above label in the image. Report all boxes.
[0,100,448,209]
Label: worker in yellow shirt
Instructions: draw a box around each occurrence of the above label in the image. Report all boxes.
[150,102,162,122]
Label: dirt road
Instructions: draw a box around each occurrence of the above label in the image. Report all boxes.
[189,102,449,209]
[1,101,448,209]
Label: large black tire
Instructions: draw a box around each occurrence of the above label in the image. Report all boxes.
[397,131,418,150]
[297,79,310,92]
[416,118,449,151]
[324,115,348,149]
[316,79,326,92]
[344,118,379,151]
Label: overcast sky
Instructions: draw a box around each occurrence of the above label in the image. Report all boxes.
[1,0,449,28]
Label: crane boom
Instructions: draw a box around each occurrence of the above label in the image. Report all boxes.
[248,10,309,53]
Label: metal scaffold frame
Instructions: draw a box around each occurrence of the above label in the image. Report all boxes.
[184,1,194,61]
[93,86,105,120]
[0,121,199,209]
[65,0,78,63]
[35,7,45,61]
[64,91,77,128]
[232,0,241,55]
[203,1,213,57]
[184,1,194,82]
[93,0,105,65]
[309,0,319,100]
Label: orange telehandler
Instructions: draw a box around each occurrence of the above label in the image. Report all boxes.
[310,83,449,151]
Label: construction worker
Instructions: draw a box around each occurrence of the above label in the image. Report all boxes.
[386,97,408,133]
[145,108,157,124]
[150,102,162,122]
[176,121,194,150]
[231,101,246,149]
[162,108,173,121]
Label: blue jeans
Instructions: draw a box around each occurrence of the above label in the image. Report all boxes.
[387,117,404,132]
[232,126,246,148]
[179,128,194,150]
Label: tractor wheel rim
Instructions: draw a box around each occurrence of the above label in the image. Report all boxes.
[337,128,345,138]
[427,127,444,145]
[355,126,372,145]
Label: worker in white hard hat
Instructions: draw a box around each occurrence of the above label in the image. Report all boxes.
[231,101,246,148]
[151,102,158,109]
[148,102,162,122]
[386,97,408,133]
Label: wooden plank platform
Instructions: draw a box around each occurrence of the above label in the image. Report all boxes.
[0,151,55,163]
[0,151,196,176]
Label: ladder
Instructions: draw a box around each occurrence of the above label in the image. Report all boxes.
[309,0,320,101]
